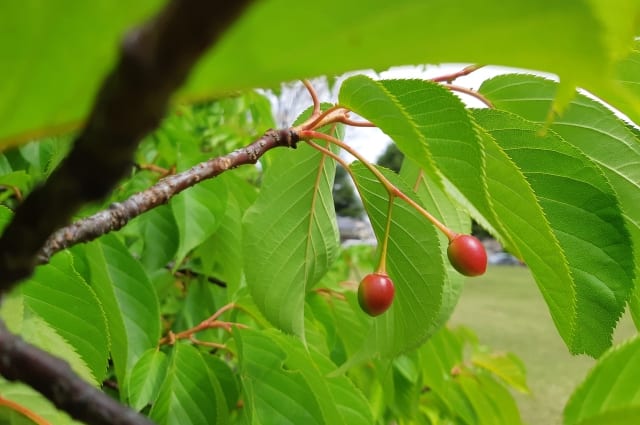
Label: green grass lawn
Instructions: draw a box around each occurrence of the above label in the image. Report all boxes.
[449,265,637,425]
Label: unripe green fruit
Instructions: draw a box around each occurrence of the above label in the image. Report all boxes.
[447,234,487,276]
[357,272,395,316]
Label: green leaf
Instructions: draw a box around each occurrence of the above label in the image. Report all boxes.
[4,1,640,146]
[418,327,475,424]
[195,174,256,297]
[471,352,529,394]
[171,177,228,267]
[342,75,631,356]
[457,372,524,425]
[200,355,240,412]
[570,408,640,425]
[479,74,640,330]
[339,76,502,242]
[616,41,640,101]
[149,344,228,425]
[349,162,449,357]
[399,159,470,326]
[564,336,640,425]
[0,380,81,425]
[243,142,340,336]
[0,0,162,148]
[139,204,179,272]
[125,348,168,411]
[473,108,633,356]
[236,328,373,425]
[7,314,95,385]
[0,205,12,233]
[17,251,109,383]
[306,290,370,366]
[74,233,160,385]
[0,310,95,423]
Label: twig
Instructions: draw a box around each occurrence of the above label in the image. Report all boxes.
[38,128,298,264]
[0,0,252,292]
[136,163,174,177]
[0,184,23,202]
[0,322,154,425]
[430,64,484,83]
[302,79,321,117]
[442,83,495,108]
[159,303,246,346]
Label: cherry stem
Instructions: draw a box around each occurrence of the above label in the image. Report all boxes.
[296,105,347,131]
[442,83,494,108]
[337,116,376,127]
[0,395,51,425]
[430,64,484,83]
[305,139,392,273]
[302,79,321,117]
[305,139,368,206]
[377,196,394,274]
[300,130,458,241]
[158,302,247,346]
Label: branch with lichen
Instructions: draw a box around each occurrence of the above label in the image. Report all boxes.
[38,128,299,264]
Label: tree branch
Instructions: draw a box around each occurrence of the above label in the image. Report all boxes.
[0,0,253,293]
[0,0,254,424]
[0,322,155,425]
[38,128,298,264]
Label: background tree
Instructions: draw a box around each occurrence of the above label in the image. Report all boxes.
[376,142,404,173]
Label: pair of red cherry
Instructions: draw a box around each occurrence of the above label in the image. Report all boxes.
[358,234,487,316]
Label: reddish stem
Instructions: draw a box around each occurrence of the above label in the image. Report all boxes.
[300,130,457,241]
[296,105,346,131]
[442,83,494,108]
[430,64,484,83]
[302,79,321,117]
[158,303,247,346]
[0,396,51,425]
[337,116,376,127]
[137,163,174,177]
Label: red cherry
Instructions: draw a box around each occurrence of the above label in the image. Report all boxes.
[447,235,487,276]
[357,272,395,316]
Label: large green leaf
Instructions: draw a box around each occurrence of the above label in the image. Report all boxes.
[479,74,640,329]
[236,327,373,425]
[341,76,595,355]
[473,108,634,356]
[349,162,453,357]
[339,76,503,240]
[17,251,109,383]
[399,159,470,327]
[243,141,340,336]
[149,344,228,425]
[3,0,640,146]
[73,233,161,385]
[564,336,640,425]
[0,1,161,147]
